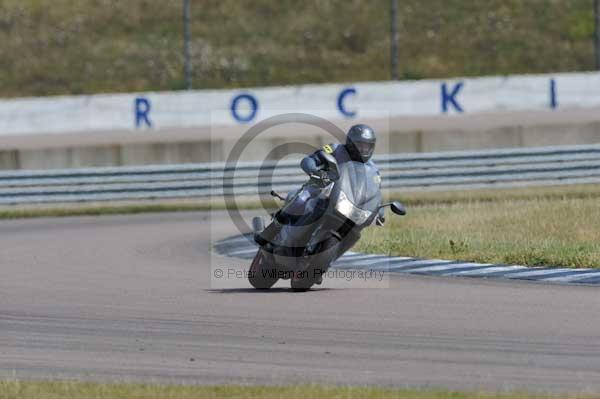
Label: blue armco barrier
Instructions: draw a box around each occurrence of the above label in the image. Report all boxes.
[0,144,599,205]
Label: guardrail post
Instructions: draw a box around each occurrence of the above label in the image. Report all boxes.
[390,0,399,80]
[595,0,600,70]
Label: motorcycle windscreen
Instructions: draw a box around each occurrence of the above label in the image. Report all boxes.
[334,161,382,214]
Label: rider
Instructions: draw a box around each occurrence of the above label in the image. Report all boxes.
[255,124,383,246]
[301,123,377,180]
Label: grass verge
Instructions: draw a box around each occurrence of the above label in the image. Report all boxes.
[0,198,276,220]
[1,184,599,269]
[0,203,212,220]
[0,380,592,399]
[1,184,599,220]
[358,185,600,269]
[0,1,596,97]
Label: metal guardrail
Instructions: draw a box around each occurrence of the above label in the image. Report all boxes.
[1,144,600,204]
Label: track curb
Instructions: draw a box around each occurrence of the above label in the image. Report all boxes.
[214,234,600,285]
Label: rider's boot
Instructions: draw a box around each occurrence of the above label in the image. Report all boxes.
[254,220,283,247]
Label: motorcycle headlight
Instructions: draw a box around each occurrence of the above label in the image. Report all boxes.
[335,191,372,225]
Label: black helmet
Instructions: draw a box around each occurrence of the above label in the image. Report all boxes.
[346,124,376,162]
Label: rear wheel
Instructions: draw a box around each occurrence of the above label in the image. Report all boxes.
[248,250,279,290]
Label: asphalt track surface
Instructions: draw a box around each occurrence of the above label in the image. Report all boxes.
[1,211,600,393]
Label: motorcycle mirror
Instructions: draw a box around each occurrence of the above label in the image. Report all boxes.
[390,201,406,216]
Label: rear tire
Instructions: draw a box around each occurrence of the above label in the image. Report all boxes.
[248,251,279,290]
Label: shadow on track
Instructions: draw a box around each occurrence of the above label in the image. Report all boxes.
[206,287,334,294]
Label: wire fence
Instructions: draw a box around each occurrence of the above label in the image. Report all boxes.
[2,0,600,97]
[595,0,600,68]
[183,0,600,90]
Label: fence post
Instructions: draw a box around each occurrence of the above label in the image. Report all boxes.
[183,0,192,90]
[390,0,399,80]
[595,0,600,70]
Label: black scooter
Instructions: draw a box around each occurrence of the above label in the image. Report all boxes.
[249,151,406,291]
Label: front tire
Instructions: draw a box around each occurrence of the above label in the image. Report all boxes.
[290,272,314,292]
[248,250,279,290]
[290,266,325,292]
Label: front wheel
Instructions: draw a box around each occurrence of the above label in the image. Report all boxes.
[290,275,313,292]
[290,266,326,292]
[248,250,279,290]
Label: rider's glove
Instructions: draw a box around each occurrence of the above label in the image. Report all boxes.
[311,169,329,182]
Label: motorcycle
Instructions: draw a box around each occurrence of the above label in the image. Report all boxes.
[249,150,406,291]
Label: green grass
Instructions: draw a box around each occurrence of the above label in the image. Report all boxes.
[0,197,276,219]
[1,184,599,269]
[358,185,600,269]
[0,380,594,399]
[1,184,599,220]
[394,185,600,206]
[0,0,596,97]
[0,203,212,219]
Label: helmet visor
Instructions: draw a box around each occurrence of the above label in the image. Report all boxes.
[353,141,374,160]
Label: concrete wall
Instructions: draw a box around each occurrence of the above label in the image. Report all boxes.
[2,71,600,169]
[1,115,599,170]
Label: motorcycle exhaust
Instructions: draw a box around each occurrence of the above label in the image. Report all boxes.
[252,216,265,234]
